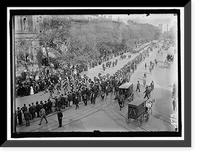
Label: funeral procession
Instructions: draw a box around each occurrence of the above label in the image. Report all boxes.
[13,14,178,132]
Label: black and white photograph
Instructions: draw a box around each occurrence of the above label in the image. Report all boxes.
[6,6,190,144]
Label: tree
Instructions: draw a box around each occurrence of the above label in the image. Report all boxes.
[38,15,71,66]
[15,38,32,69]
[33,15,161,69]
[36,47,43,68]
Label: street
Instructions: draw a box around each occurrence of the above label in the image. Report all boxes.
[16,44,178,132]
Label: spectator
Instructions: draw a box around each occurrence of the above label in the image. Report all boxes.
[74,95,79,110]
[21,104,28,114]
[31,103,36,119]
[35,101,40,118]
[17,107,22,125]
[47,99,52,114]
[28,104,33,120]
[57,109,63,127]
[24,110,31,126]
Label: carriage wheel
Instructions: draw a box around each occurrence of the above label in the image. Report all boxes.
[125,113,131,123]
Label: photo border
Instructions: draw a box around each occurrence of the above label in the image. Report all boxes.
[2,2,191,147]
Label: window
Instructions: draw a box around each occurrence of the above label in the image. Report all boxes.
[22,16,29,31]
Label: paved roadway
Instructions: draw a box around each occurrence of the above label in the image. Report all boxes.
[16,44,178,132]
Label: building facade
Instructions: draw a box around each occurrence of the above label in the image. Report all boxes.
[14,15,41,66]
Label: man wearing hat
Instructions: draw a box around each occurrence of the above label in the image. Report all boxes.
[57,109,63,127]
[17,107,22,125]
[35,101,40,118]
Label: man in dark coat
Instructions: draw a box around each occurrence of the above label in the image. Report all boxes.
[60,94,66,109]
[24,110,31,126]
[21,104,28,114]
[74,95,79,110]
[17,107,22,125]
[68,92,73,107]
[28,104,33,120]
[31,103,36,119]
[143,86,150,99]
[102,64,105,71]
[47,99,53,113]
[57,109,63,127]
[82,88,87,106]
[35,101,40,118]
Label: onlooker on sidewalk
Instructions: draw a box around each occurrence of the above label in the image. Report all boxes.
[74,95,79,110]
[21,104,28,114]
[28,104,33,120]
[31,103,36,119]
[24,110,31,126]
[38,106,48,125]
[57,109,63,127]
[17,107,22,125]
[35,101,40,118]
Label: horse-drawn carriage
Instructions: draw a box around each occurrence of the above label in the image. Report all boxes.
[125,98,156,125]
[125,98,150,126]
[118,82,134,103]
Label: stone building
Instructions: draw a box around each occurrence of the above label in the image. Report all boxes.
[14,15,42,66]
